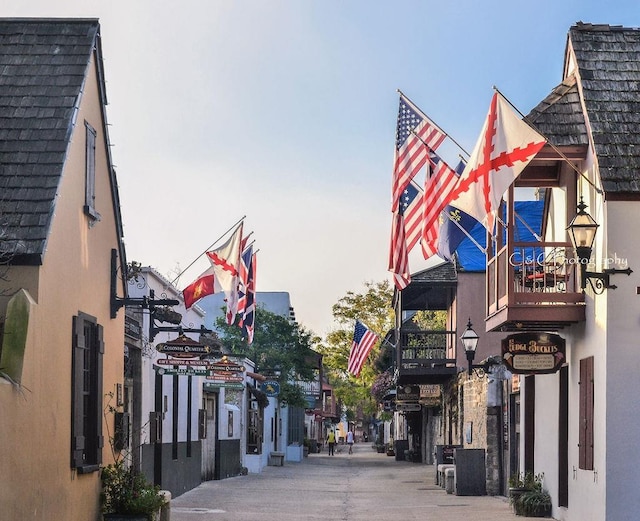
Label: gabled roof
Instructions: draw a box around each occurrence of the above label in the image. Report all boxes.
[569,23,640,195]
[0,18,117,265]
[396,262,457,312]
[525,23,640,196]
[526,75,588,147]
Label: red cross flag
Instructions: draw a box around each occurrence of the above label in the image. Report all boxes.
[206,222,243,324]
[447,92,545,231]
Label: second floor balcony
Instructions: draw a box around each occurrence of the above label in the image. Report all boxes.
[397,330,457,385]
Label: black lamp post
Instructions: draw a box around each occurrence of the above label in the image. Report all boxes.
[567,198,632,292]
[461,318,501,377]
[461,319,479,376]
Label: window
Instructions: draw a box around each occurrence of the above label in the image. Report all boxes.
[579,356,594,470]
[84,122,100,221]
[71,312,104,472]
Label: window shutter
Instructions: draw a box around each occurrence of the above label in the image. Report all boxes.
[71,316,85,468]
[579,356,594,470]
[96,324,104,464]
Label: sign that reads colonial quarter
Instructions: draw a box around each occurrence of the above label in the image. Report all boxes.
[502,332,565,375]
[156,334,210,358]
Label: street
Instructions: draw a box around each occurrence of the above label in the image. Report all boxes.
[169,443,537,521]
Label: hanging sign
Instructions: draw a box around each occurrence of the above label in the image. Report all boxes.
[156,334,210,358]
[260,380,280,397]
[156,358,211,366]
[396,384,420,402]
[154,365,210,376]
[501,332,565,374]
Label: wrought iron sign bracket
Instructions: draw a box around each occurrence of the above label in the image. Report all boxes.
[110,249,179,318]
[149,323,213,342]
[582,267,633,294]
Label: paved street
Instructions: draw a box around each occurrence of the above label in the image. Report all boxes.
[169,443,545,521]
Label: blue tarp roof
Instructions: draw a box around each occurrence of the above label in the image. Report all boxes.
[456,200,544,272]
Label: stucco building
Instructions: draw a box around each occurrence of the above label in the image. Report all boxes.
[0,19,127,520]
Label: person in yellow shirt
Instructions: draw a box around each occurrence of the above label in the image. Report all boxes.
[326,430,336,456]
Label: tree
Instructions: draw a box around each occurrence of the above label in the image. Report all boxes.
[214,306,318,408]
[316,280,395,419]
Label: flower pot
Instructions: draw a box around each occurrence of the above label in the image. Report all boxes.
[508,487,528,515]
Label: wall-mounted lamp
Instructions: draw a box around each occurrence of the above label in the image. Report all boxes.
[567,198,633,293]
[461,319,500,377]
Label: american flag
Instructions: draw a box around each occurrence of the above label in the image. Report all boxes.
[388,212,410,290]
[420,149,460,259]
[348,320,378,377]
[391,93,446,211]
[388,180,423,290]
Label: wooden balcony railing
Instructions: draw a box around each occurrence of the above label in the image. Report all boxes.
[486,241,585,331]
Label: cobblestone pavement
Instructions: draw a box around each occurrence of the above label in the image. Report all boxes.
[168,443,549,521]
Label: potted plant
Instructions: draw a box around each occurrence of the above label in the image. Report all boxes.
[101,460,167,521]
[519,489,552,517]
[508,472,544,515]
[101,392,167,520]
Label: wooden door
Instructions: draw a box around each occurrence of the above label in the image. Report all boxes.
[201,393,217,481]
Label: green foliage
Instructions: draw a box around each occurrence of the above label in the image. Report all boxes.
[519,490,552,517]
[317,280,394,419]
[508,471,544,491]
[101,461,166,519]
[101,393,166,519]
[215,306,318,408]
[412,310,447,330]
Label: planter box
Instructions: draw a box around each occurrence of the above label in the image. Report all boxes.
[103,515,149,521]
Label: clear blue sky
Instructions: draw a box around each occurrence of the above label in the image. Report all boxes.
[7,1,640,335]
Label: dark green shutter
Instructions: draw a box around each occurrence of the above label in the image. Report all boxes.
[71,315,85,468]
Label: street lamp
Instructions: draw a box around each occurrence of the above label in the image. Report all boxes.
[567,198,632,293]
[461,319,479,376]
[461,318,500,377]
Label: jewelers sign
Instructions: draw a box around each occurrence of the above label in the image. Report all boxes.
[501,333,565,375]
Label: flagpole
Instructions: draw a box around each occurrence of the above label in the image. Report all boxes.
[492,85,603,195]
[397,88,471,158]
[170,215,246,286]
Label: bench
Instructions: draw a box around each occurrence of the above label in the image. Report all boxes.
[268,451,285,466]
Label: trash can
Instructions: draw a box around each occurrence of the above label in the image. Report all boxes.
[394,440,409,461]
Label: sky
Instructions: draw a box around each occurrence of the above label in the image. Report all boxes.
[5,1,640,337]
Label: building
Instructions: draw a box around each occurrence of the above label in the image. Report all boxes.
[197,291,323,467]
[393,22,640,521]
[0,19,126,519]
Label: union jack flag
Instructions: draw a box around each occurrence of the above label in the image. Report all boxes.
[391,93,446,211]
[236,244,253,321]
[240,252,256,344]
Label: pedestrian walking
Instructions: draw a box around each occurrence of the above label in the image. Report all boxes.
[346,430,354,454]
[326,430,336,455]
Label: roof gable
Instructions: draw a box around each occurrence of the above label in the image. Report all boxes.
[569,22,640,195]
[0,18,99,264]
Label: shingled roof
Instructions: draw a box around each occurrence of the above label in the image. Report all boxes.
[569,22,640,195]
[0,18,103,264]
[526,75,588,147]
[528,23,640,196]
